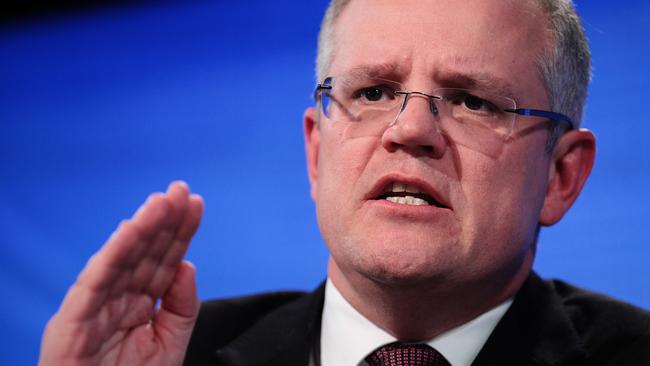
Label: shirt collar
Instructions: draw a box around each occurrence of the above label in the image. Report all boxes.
[319,279,512,366]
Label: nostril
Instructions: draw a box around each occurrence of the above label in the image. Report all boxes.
[379,100,447,158]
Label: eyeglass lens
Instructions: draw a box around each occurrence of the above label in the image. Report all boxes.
[318,75,516,156]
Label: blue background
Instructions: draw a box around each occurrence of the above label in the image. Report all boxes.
[1,1,649,363]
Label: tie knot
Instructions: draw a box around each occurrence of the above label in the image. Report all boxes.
[365,342,451,366]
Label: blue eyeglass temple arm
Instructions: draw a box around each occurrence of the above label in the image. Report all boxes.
[504,108,575,130]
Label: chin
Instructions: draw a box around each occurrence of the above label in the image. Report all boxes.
[344,234,459,287]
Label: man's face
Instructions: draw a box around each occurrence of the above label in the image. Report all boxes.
[306,0,556,291]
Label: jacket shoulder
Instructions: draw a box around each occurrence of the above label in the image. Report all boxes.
[548,279,650,364]
[185,291,307,364]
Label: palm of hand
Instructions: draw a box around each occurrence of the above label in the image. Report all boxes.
[39,182,203,366]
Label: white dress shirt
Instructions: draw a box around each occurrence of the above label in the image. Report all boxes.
[316,279,512,366]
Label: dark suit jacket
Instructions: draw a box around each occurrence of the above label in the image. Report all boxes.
[184,272,650,365]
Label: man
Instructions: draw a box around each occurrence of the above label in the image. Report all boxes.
[39,0,650,365]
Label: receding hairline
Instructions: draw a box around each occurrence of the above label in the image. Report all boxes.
[318,0,554,78]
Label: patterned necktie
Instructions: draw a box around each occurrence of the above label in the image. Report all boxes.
[365,342,451,366]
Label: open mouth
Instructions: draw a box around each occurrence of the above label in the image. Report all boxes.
[374,182,448,208]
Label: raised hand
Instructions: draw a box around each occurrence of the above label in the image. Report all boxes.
[39,181,204,366]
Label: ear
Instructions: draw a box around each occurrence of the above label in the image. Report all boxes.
[304,107,321,202]
[539,129,596,226]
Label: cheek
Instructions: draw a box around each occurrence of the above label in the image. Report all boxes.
[314,134,379,236]
[317,131,380,188]
[459,152,548,251]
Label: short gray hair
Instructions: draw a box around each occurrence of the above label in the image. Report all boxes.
[315,0,591,149]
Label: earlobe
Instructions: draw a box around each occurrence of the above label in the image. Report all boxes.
[304,107,320,202]
[540,129,596,226]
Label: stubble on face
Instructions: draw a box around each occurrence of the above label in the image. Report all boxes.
[313,0,554,294]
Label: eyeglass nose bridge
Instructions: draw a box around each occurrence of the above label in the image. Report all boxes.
[393,90,442,124]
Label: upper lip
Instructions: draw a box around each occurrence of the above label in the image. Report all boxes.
[365,173,452,209]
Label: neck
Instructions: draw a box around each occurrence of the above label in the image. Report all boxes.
[327,255,532,341]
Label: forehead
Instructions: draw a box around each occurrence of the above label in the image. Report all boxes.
[330,0,549,98]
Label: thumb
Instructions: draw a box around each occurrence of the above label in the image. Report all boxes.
[154,260,200,349]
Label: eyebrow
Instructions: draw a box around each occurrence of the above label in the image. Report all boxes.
[342,62,407,82]
[436,71,516,98]
[336,64,517,98]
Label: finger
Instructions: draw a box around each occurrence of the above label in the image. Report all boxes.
[131,183,198,297]
[59,183,186,322]
[121,183,186,293]
[131,182,192,260]
[124,181,192,293]
[127,181,190,246]
[56,198,167,323]
[165,181,191,226]
[40,185,198,363]
[153,260,200,350]
[176,194,205,242]
[146,194,204,298]
[108,261,199,366]
[78,194,169,292]
[126,229,173,294]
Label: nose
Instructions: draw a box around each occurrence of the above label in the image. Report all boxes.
[380,93,447,158]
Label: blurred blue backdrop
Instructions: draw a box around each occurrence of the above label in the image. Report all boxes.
[1,0,649,363]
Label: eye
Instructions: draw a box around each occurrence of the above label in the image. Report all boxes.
[463,95,485,110]
[355,84,397,103]
[362,87,384,101]
[448,92,498,113]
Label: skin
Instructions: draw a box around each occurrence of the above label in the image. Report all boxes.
[304,0,595,340]
[39,181,204,365]
[39,0,596,363]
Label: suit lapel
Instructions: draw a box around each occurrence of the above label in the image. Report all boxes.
[212,272,590,365]
[214,283,325,366]
[472,272,587,366]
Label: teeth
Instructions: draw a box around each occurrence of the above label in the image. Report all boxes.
[385,182,430,206]
[392,182,406,192]
[391,182,422,194]
[412,197,428,205]
[386,195,428,206]
[405,184,421,194]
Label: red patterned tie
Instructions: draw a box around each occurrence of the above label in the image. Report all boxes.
[365,342,451,366]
